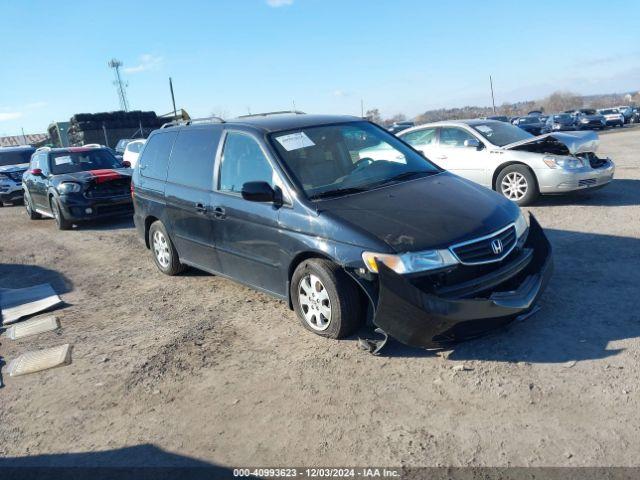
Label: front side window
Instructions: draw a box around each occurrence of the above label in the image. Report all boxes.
[439,127,476,147]
[270,121,440,200]
[401,128,436,146]
[219,132,274,193]
[49,149,122,175]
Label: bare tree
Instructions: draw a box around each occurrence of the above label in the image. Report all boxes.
[541,91,583,113]
[365,108,383,125]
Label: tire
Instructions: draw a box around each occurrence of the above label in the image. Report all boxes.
[148,221,185,275]
[496,165,539,206]
[24,193,41,219]
[50,197,72,230]
[291,259,363,339]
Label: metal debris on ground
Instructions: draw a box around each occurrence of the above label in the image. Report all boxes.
[0,284,62,325]
[7,344,72,377]
[452,364,473,372]
[5,315,60,340]
[357,328,389,355]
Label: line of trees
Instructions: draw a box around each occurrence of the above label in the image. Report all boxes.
[368,90,639,126]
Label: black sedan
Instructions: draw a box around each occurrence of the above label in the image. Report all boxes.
[22,146,132,229]
[513,116,545,135]
[542,113,576,133]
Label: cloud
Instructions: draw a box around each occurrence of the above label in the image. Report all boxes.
[0,112,23,122]
[332,89,351,98]
[266,0,293,7]
[123,54,163,74]
[25,101,47,110]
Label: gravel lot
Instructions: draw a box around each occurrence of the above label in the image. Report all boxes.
[1,127,639,469]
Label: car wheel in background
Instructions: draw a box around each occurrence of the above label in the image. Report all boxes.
[496,165,538,206]
[149,220,185,275]
[24,193,41,220]
[291,259,363,339]
[50,197,71,230]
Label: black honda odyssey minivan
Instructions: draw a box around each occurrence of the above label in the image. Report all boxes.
[132,113,552,348]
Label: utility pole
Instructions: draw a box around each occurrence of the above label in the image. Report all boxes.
[108,59,130,112]
[21,127,27,145]
[361,98,364,118]
[169,77,178,120]
[489,75,496,114]
[292,99,296,111]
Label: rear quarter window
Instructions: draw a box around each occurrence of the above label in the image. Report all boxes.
[166,128,221,190]
[139,132,177,180]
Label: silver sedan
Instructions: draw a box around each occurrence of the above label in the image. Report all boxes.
[379,119,615,205]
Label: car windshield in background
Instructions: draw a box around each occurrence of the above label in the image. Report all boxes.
[470,121,533,147]
[518,117,539,125]
[600,109,617,115]
[49,150,121,175]
[0,149,34,166]
[270,121,441,199]
[553,114,573,121]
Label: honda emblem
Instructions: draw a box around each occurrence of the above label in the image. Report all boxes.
[491,239,503,255]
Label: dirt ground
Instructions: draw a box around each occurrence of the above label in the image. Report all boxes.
[1,127,639,469]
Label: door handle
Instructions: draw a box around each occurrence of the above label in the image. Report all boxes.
[212,206,226,219]
[195,202,207,214]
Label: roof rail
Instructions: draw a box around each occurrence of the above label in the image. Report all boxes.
[82,143,103,148]
[237,110,306,118]
[160,116,225,129]
[35,146,52,152]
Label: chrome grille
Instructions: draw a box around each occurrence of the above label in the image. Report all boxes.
[450,225,517,265]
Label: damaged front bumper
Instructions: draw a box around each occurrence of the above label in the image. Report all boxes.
[370,215,553,348]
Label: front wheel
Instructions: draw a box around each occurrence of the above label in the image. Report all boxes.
[291,259,363,339]
[496,165,538,206]
[50,197,71,230]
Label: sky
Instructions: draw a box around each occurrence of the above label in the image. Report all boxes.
[1,0,639,135]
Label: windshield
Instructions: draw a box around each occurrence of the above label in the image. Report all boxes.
[0,149,34,166]
[470,121,533,147]
[600,109,617,114]
[269,121,440,199]
[518,117,539,125]
[49,149,122,175]
[553,114,573,121]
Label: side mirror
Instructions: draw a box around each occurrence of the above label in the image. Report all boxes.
[122,161,131,168]
[30,168,43,176]
[241,181,275,203]
[464,139,480,149]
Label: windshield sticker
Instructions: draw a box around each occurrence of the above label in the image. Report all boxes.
[54,156,73,165]
[275,132,316,151]
[476,125,493,133]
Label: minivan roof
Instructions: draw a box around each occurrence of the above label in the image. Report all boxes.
[161,113,363,134]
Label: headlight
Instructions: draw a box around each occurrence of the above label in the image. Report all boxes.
[362,249,458,274]
[542,155,585,169]
[552,123,562,129]
[58,182,82,194]
[514,210,528,238]
[580,118,589,123]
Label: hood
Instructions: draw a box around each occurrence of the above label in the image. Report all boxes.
[503,130,598,155]
[0,163,29,173]
[52,168,132,185]
[317,173,519,252]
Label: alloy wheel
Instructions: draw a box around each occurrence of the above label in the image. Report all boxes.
[501,172,528,201]
[298,274,332,331]
[152,230,171,268]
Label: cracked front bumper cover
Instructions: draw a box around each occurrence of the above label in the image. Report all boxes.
[372,215,553,348]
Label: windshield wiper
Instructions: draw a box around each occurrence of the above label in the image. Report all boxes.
[375,170,434,186]
[309,186,368,200]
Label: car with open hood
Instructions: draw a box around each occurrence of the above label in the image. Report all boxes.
[0,145,35,206]
[386,119,614,205]
[132,112,552,349]
[22,145,133,229]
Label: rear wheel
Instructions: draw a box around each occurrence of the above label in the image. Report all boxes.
[291,259,363,339]
[50,197,71,230]
[496,165,538,206]
[24,193,41,219]
[149,221,185,275]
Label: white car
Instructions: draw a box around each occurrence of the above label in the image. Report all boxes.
[122,139,146,168]
[597,108,624,127]
[364,119,614,205]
